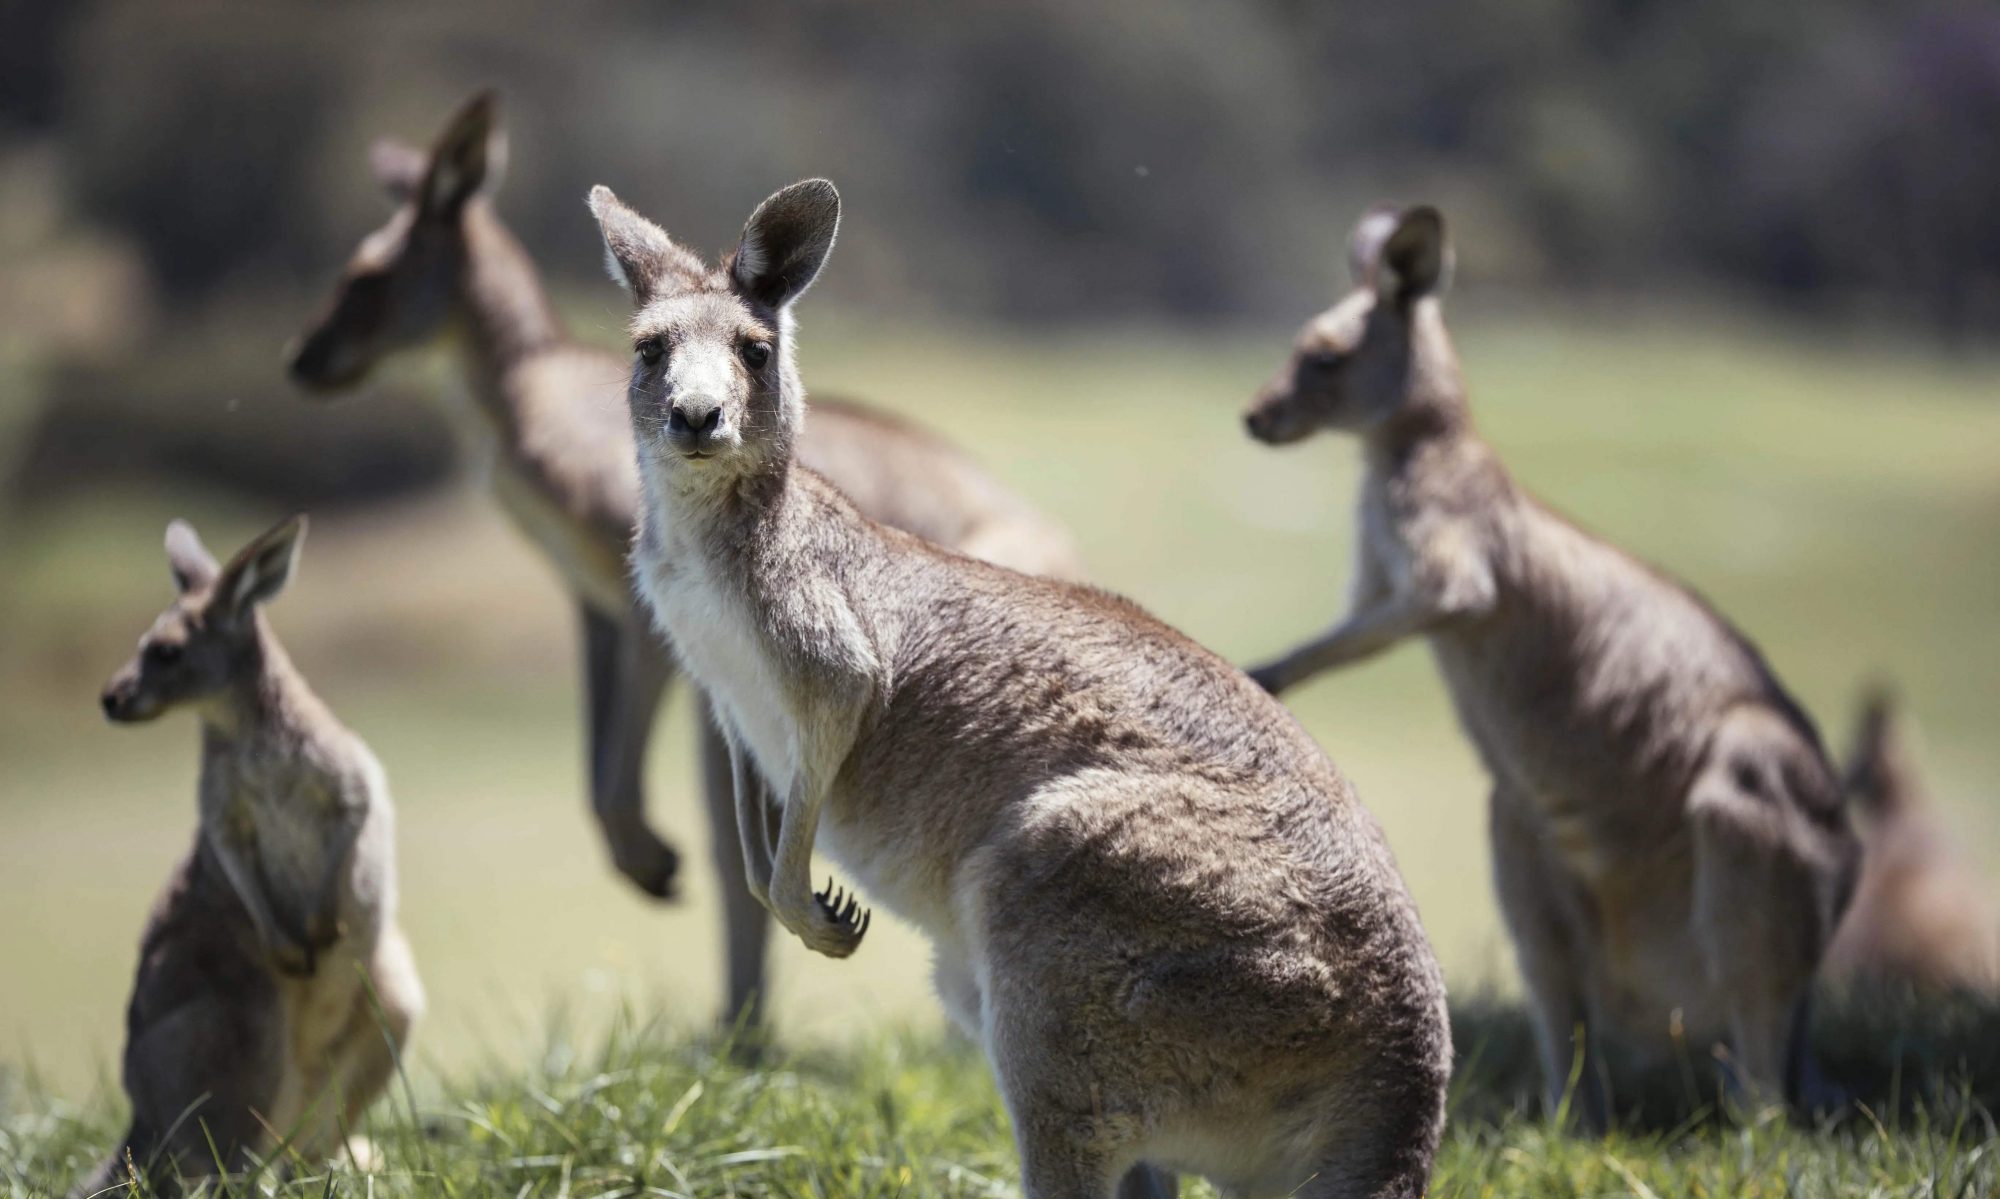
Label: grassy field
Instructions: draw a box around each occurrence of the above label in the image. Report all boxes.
[2,309,1998,1193]
[8,992,2000,1196]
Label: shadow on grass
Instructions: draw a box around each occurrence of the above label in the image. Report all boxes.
[1449,984,2000,1133]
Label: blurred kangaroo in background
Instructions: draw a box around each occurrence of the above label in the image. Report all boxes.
[81,517,422,1196]
[1824,688,2000,993]
[1242,206,1860,1126]
[589,178,1449,1199]
[286,92,1078,1025]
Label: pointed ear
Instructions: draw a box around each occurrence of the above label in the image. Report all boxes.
[164,519,220,594]
[731,179,840,310]
[1376,206,1452,304]
[419,90,506,218]
[370,137,429,202]
[211,515,308,621]
[587,184,706,306]
[1346,204,1403,286]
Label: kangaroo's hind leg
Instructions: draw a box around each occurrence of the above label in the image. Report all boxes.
[1490,783,1610,1131]
[698,698,775,1034]
[335,928,425,1133]
[1689,710,1852,1110]
[119,986,286,1191]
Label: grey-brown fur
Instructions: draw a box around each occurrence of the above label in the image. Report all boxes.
[1824,688,2000,992]
[286,92,1077,1024]
[1243,205,1861,1125]
[589,179,1449,1199]
[81,517,422,1196]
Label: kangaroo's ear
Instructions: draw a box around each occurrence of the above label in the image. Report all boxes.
[370,138,429,202]
[731,179,840,310]
[212,515,308,621]
[1376,206,1452,305]
[1844,681,1905,815]
[1346,204,1404,287]
[587,185,707,306]
[420,90,506,218]
[164,519,220,594]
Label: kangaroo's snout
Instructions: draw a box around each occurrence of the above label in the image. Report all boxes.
[667,397,727,455]
[1244,384,1304,446]
[286,328,364,395]
[100,673,150,724]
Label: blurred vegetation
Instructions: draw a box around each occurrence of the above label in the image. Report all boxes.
[1,0,1996,517]
[0,0,1992,519]
[5,0,1997,330]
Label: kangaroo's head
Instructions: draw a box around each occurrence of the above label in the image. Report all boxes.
[1244,205,1457,445]
[286,90,507,393]
[587,179,839,488]
[101,516,306,724]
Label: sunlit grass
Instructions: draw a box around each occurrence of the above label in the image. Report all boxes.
[10,990,2000,1197]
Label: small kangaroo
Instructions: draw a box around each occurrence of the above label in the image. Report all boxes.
[81,517,422,1196]
[1241,205,1860,1125]
[588,179,1449,1199]
[286,92,1077,1023]
[1824,688,2000,992]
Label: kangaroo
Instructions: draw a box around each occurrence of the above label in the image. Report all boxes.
[286,92,1078,1024]
[586,179,1449,1199]
[1241,205,1860,1126]
[1824,688,2000,992]
[81,517,422,1196]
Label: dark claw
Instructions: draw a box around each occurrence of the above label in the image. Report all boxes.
[812,874,872,943]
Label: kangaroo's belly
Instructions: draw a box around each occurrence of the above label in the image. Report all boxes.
[1430,630,1697,868]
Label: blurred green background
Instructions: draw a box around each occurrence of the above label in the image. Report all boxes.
[1,1,1996,1103]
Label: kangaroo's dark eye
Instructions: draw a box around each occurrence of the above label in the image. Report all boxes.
[146,642,183,666]
[1308,350,1343,373]
[636,338,666,366]
[740,341,772,369]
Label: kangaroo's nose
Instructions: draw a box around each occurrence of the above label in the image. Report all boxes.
[100,690,121,718]
[668,400,723,440]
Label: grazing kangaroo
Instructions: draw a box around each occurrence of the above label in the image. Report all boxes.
[587,179,1449,1199]
[82,517,422,1196]
[1824,688,2000,992]
[286,92,1077,1024]
[1241,205,1860,1125]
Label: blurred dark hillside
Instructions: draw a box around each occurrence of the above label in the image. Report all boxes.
[0,0,1995,510]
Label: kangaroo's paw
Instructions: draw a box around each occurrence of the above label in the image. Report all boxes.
[798,875,871,959]
[1246,663,1287,695]
[611,829,682,900]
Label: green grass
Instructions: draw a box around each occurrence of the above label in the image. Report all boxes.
[8,991,2000,1196]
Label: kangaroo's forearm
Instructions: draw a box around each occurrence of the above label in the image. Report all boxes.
[580,607,630,822]
[1256,597,1440,691]
[767,778,825,928]
[206,828,306,963]
[764,768,870,959]
[728,735,776,907]
[307,815,365,944]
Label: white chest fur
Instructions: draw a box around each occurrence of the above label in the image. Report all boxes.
[636,540,801,797]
